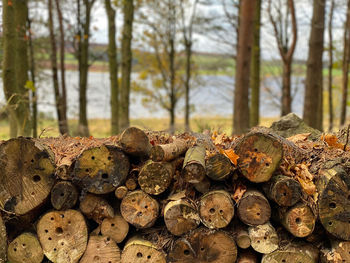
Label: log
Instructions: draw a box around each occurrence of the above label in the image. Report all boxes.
[236,249,258,263]
[0,137,55,215]
[72,144,130,194]
[234,224,251,249]
[120,190,159,228]
[199,190,234,229]
[168,228,237,263]
[164,199,200,236]
[263,175,302,207]
[248,222,279,254]
[0,215,7,263]
[317,165,350,240]
[121,237,166,263]
[320,240,350,263]
[101,215,129,243]
[50,181,78,210]
[193,176,211,194]
[279,202,316,238]
[115,186,128,199]
[182,145,206,183]
[7,232,44,263]
[79,194,114,224]
[80,235,121,263]
[261,242,319,263]
[119,127,152,157]
[138,161,174,195]
[237,190,271,226]
[125,178,137,191]
[235,131,283,183]
[151,138,189,162]
[206,153,232,181]
[36,209,88,263]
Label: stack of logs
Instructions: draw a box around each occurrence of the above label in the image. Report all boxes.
[1,126,350,263]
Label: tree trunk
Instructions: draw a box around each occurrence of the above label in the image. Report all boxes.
[120,0,134,131]
[328,0,335,131]
[105,0,119,135]
[281,61,292,116]
[169,14,176,134]
[184,43,192,131]
[233,0,256,134]
[303,0,326,131]
[249,0,261,127]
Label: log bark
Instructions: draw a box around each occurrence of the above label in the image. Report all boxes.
[36,209,88,263]
[182,145,206,183]
[206,153,232,181]
[101,215,129,243]
[199,190,234,229]
[7,232,44,263]
[234,224,251,249]
[263,175,302,207]
[80,235,121,263]
[237,190,271,226]
[320,240,350,263]
[0,215,6,263]
[119,127,152,157]
[235,131,283,183]
[168,228,237,263]
[164,198,200,236]
[79,194,114,224]
[51,181,78,210]
[248,222,279,254]
[115,186,128,199]
[120,190,159,228]
[0,137,55,215]
[317,165,350,240]
[121,237,166,263]
[151,138,189,162]
[72,145,130,194]
[138,161,174,195]
[278,202,316,238]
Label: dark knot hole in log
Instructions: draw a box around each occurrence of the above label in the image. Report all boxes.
[33,175,41,182]
[102,173,109,179]
[55,227,63,235]
[209,208,215,214]
[147,255,151,259]
[111,223,115,227]
[13,248,17,252]
[200,247,205,251]
[329,221,333,226]
[295,217,301,224]
[137,212,142,217]
[137,252,143,258]
[184,249,190,255]
[91,156,95,160]
[329,202,337,209]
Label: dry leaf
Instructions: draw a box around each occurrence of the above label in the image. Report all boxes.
[287,133,311,143]
[232,184,247,203]
[321,134,348,151]
[294,164,316,195]
[223,149,239,166]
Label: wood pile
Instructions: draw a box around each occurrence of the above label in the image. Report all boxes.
[1,126,350,262]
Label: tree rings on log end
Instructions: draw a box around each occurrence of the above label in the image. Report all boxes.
[8,232,44,263]
[121,238,166,263]
[101,215,129,243]
[51,181,78,210]
[206,153,232,181]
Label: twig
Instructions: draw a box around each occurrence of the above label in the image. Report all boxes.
[344,124,350,151]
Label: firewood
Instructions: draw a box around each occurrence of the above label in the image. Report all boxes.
[263,175,302,206]
[193,176,211,193]
[237,190,271,226]
[235,131,283,183]
[320,240,350,263]
[119,127,152,157]
[101,215,129,243]
[36,209,88,263]
[120,190,159,228]
[121,237,166,263]
[72,145,130,194]
[50,181,78,210]
[138,161,174,195]
[151,138,189,162]
[164,199,200,236]
[206,153,232,181]
[0,215,7,263]
[7,232,44,263]
[317,165,350,240]
[236,249,258,263]
[0,137,55,215]
[278,202,316,238]
[182,145,206,183]
[248,222,279,254]
[80,235,121,263]
[261,242,319,263]
[115,186,128,199]
[79,194,114,223]
[125,178,137,190]
[168,228,237,263]
[199,190,234,229]
[234,224,251,249]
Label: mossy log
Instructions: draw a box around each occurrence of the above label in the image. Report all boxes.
[138,161,174,195]
[206,153,232,181]
[119,127,152,157]
[235,131,283,183]
[79,194,114,224]
[263,175,302,207]
[101,215,129,243]
[50,181,78,210]
[168,228,237,263]
[120,190,159,228]
[0,137,55,215]
[151,138,189,162]
[248,222,279,254]
[182,145,206,183]
[0,215,7,263]
[115,186,128,199]
[7,232,44,263]
[237,190,271,226]
[121,237,166,263]
[199,190,234,229]
[279,202,316,238]
[234,223,251,249]
[36,209,88,263]
[320,240,350,262]
[80,235,121,263]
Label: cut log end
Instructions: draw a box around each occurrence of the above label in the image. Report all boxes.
[234,224,251,249]
[115,186,129,199]
[101,215,129,243]
[151,138,189,162]
[182,146,206,183]
[8,232,43,263]
[248,222,278,254]
[206,153,232,181]
[120,127,152,157]
[51,181,78,210]
[121,238,166,263]
[79,194,114,224]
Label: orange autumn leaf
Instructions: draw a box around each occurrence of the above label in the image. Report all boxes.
[294,164,316,195]
[232,184,247,203]
[8,0,12,6]
[321,134,347,150]
[223,149,239,166]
